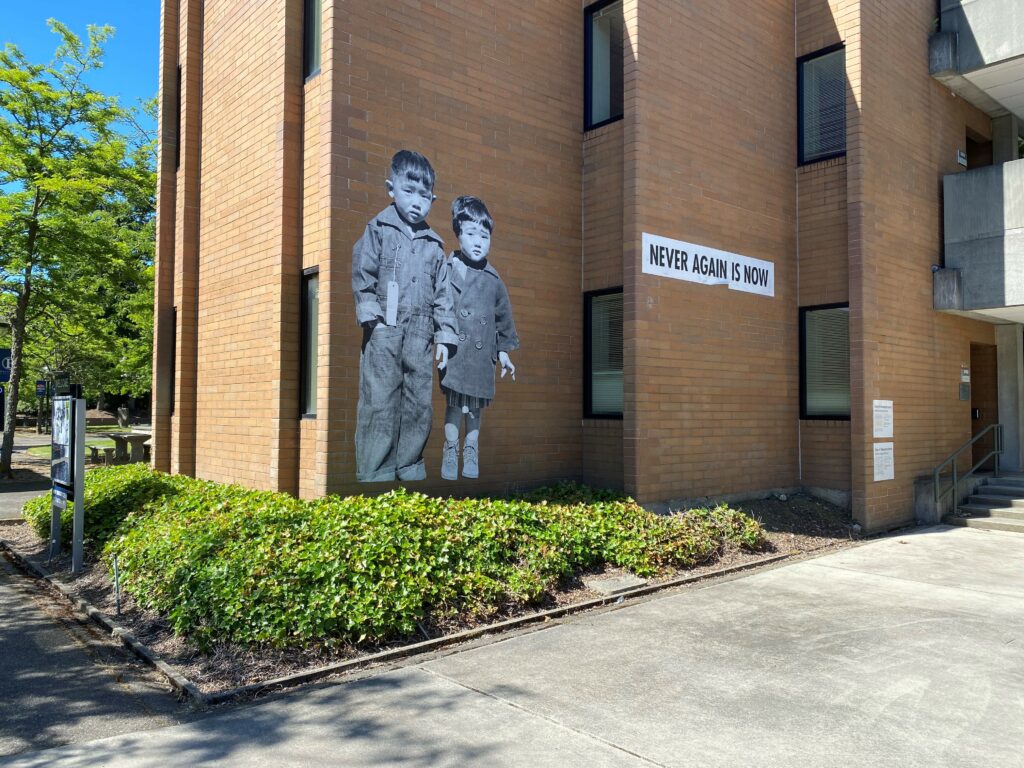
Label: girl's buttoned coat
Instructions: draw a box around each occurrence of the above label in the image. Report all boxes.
[440,253,519,402]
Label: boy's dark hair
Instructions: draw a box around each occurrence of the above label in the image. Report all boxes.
[389,149,436,191]
[451,195,494,236]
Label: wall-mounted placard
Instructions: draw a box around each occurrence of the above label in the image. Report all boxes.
[642,233,775,297]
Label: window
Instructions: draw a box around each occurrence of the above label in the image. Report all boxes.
[798,46,845,164]
[800,304,850,419]
[175,65,181,170]
[585,0,624,130]
[585,289,623,418]
[303,0,322,79]
[170,306,177,416]
[300,270,319,416]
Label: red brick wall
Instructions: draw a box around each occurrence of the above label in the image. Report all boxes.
[191,0,303,491]
[581,110,625,489]
[851,0,995,530]
[795,3,850,500]
[626,0,799,503]
[321,0,584,496]
[152,0,178,472]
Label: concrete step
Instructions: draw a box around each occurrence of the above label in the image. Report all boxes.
[968,494,1024,508]
[943,514,1024,533]
[981,474,1024,486]
[957,505,1024,521]
[974,484,1024,497]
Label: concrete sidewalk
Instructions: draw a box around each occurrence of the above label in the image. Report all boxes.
[0,484,48,522]
[0,556,185,759]
[3,526,1023,767]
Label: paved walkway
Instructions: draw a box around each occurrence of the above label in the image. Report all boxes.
[2,525,1022,767]
[0,556,185,759]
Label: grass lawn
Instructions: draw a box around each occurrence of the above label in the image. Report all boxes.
[26,438,115,458]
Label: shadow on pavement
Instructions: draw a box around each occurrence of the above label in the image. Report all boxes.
[0,558,182,760]
[3,670,517,767]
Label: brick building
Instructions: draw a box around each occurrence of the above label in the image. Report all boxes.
[153,0,1024,532]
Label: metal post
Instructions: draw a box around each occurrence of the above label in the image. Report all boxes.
[113,554,121,615]
[71,397,85,574]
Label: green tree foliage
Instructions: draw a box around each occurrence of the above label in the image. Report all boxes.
[0,21,155,472]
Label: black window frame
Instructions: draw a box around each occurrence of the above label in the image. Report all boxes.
[799,302,851,421]
[584,0,624,131]
[797,43,846,166]
[584,287,624,420]
[175,64,181,170]
[300,267,319,418]
[303,0,322,80]
[169,306,177,416]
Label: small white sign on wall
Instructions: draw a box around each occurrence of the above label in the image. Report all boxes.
[872,400,893,439]
[642,233,775,297]
[874,442,895,482]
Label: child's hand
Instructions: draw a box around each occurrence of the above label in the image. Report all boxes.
[436,344,449,370]
[499,351,516,381]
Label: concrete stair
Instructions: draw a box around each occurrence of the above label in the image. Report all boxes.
[944,472,1024,532]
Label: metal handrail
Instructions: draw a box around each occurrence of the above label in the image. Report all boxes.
[933,423,1003,512]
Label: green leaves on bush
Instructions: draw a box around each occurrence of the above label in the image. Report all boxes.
[22,463,184,548]
[22,467,767,649]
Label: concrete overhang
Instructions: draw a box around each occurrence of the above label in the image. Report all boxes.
[930,0,1024,121]
[934,158,1024,319]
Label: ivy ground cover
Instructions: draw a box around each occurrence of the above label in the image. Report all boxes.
[23,465,767,649]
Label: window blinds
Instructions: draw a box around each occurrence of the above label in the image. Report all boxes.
[804,306,849,417]
[590,292,623,416]
[801,48,845,162]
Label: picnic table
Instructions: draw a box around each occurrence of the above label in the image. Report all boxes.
[108,432,151,463]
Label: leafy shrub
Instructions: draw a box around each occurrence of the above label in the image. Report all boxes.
[99,475,766,648]
[22,464,183,549]
[25,465,767,648]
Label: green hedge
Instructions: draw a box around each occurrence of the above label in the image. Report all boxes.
[23,466,766,648]
[22,464,185,548]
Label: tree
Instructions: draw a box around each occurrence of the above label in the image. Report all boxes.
[0,21,155,476]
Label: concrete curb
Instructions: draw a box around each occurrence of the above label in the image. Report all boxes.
[0,535,838,707]
[203,550,795,705]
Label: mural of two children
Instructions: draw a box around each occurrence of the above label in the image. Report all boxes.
[352,150,519,483]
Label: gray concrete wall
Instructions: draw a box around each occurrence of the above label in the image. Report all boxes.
[997,324,1024,471]
[944,158,1024,309]
[941,0,1024,72]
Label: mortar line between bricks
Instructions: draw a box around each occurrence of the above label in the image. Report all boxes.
[802,560,1024,602]
[418,667,669,767]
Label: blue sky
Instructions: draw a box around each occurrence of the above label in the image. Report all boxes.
[3,2,160,133]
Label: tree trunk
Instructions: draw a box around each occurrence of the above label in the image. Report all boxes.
[0,285,31,478]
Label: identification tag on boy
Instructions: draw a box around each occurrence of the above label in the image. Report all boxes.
[385,281,399,326]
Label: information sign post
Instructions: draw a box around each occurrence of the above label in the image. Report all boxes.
[49,391,86,572]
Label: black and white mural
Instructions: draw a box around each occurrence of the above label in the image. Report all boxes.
[353,150,519,483]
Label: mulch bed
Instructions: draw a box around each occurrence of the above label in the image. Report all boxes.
[1,491,859,695]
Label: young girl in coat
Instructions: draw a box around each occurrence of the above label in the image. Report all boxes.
[439,196,519,480]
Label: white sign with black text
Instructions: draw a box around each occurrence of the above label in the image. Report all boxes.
[872,399,893,439]
[642,232,775,297]
[874,442,895,482]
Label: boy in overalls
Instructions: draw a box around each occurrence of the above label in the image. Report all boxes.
[352,150,458,482]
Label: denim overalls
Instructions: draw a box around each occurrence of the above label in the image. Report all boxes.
[352,205,458,482]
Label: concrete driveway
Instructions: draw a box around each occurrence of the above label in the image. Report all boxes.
[2,525,1022,767]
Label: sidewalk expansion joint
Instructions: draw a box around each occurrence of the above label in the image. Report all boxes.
[420,666,670,767]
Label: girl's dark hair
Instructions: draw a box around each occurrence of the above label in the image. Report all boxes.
[451,195,493,236]
[390,149,436,190]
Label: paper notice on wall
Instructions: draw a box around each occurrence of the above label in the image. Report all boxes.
[872,400,893,439]
[874,442,894,482]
